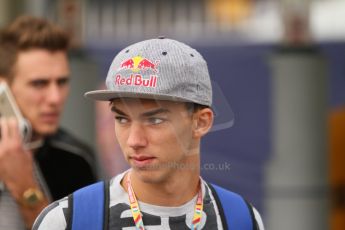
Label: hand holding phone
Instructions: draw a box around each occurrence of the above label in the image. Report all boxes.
[0,82,31,142]
[0,82,33,191]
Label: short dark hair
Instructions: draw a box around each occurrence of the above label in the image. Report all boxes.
[185,102,210,113]
[0,15,69,82]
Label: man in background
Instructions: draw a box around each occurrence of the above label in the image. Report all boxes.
[0,15,98,229]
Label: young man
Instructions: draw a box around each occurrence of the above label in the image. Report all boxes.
[34,38,264,229]
[0,16,98,229]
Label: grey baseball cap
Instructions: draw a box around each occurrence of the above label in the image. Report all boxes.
[85,37,212,107]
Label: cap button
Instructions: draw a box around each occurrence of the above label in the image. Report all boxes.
[158,36,165,39]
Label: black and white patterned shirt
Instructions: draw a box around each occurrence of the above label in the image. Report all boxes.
[33,172,264,230]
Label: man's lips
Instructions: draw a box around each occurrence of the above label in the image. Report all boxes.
[130,156,156,168]
[40,113,59,123]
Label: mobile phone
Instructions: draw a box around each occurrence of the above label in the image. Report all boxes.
[0,82,31,142]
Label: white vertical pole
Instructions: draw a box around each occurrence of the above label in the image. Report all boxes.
[265,48,329,230]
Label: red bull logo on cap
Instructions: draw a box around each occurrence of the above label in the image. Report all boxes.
[115,56,159,88]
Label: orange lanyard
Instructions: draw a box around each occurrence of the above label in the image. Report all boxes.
[126,173,204,230]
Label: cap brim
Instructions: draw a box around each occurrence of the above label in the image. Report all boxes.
[84,89,192,103]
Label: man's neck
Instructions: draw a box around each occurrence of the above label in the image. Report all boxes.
[122,163,201,206]
[30,131,44,141]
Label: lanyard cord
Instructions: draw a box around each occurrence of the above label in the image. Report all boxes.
[127,173,145,230]
[126,173,204,230]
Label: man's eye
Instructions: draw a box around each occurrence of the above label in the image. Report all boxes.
[148,118,164,125]
[30,80,47,88]
[57,78,70,87]
[115,116,129,124]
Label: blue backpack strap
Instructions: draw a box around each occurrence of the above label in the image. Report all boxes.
[208,183,256,230]
[68,181,110,230]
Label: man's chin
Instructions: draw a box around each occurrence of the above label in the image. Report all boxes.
[133,168,169,184]
[33,125,59,138]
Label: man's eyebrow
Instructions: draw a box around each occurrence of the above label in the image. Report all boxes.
[110,106,170,117]
[111,106,127,116]
[57,76,70,81]
[28,76,70,83]
[29,78,49,83]
[141,108,170,117]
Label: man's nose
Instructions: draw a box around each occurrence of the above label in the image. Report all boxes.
[46,84,63,104]
[127,122,147,149]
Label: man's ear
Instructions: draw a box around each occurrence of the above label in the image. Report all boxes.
[193,108,214,138]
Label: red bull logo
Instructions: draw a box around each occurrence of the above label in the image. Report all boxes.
[115,74,157,87]
[115,56,159,88]
[119,56,159,73]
